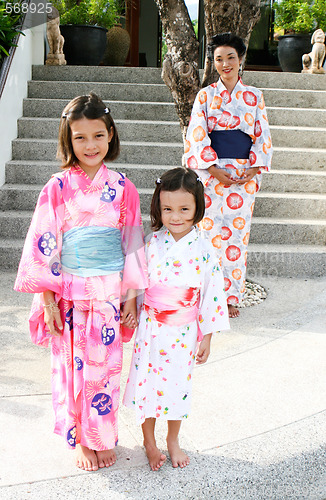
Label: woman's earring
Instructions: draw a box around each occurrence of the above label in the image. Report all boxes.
[239,63,243,77]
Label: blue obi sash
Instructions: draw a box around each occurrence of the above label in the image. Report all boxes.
[209,130,252,159]
[61,226,124,277]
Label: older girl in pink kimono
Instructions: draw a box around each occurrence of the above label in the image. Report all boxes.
[184,33,273,318]
[14,93,147,472]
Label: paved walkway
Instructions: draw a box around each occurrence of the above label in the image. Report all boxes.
[0,272,325,500]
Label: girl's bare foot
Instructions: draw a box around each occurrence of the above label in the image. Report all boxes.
[96,449,117,468]
[76,444,98,471]
[166,437,190,468]
[228,304,240,318]
[144,441,166,471]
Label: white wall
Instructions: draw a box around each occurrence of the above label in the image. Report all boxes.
[0,23,45,187]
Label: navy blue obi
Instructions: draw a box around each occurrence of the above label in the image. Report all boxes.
[209,130,252,159]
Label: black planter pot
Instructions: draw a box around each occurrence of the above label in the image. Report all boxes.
[277,34,312,72]
[60,24,108,66]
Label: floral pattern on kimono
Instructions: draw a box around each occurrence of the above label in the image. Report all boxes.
[184,78,273,304]
[123,227,229,424]
[14,163,148,451]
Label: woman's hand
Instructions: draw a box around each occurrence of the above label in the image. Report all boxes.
[196,334,212,365]
[207,165,237,186]
[43,290,63,336]
[236,167,260,184]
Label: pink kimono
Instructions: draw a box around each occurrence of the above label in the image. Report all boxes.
[14,164,147,451]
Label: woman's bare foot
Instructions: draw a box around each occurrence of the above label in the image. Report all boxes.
[96,449,117,468]
[144,441,166,471]
[228,304,240,318]
[76,444,98,471]
[166,437,190,468]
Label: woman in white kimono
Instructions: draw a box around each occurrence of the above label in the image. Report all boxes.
[184,33,273,318]
[123,168,229,471]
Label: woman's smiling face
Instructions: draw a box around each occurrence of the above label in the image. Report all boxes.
[213,45,242,83]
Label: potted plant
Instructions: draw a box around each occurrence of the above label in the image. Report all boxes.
[0,4,24,68]
[51,0,119,65]
[274,0,326,72]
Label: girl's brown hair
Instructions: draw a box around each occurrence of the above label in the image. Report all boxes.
[151,167,205,231]
[57,92,120,168]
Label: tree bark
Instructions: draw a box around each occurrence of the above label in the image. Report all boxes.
[202,0,261,86]
[154,0,200,137]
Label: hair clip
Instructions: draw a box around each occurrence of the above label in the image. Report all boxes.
[197,177,203,183]
[156,178,162,184]
[62,111,68,118]
[104,107,110,114]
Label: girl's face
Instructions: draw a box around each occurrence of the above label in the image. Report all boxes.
[70,117,113,179]
[160,189,196,241]
[213,45,242,84]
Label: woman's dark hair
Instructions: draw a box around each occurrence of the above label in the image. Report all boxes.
[207,32,246,61]
[151,167,205,231]
[57,92,120,168]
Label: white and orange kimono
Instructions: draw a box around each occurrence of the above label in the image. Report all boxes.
[184,78,273,305]
[123,227,229,424]
[14,164,147,451]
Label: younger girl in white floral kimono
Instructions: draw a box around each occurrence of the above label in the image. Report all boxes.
[123,167,230,470]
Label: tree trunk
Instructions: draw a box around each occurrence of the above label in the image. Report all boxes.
[202,0,261,86]
[154,0,200,137]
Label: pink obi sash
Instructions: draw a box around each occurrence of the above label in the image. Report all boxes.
[143,284,200,327]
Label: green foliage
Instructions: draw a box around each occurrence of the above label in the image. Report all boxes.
[274,0,323,34]
[312,0,326,31]
[0,3,24,63]
[52,0,119,29]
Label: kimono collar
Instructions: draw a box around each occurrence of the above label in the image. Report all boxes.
[71,162,109,187]
[216,77,244,98]
[163,226,198,244]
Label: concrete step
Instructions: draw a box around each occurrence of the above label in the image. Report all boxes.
[262,88,326,109]
[270,126,326,149]
[32,65,165,84]
[1,236,325,276]
[1,184,325,219]
[28,81,172,103]
[17,117,182,143]
[250,217,326,245]
[247,243,326,278]
[242,71,326,91]
[6,161,326,194]
[32,65,326,92]
[27,80,326,109]
[267,107,326,128]
[17,117,326,151]
[22,98,326,128]
[11,138,183,164]
[11,138,326,171]
[0,211,31,238]
[22,98,178,120]
[2,210,325,246]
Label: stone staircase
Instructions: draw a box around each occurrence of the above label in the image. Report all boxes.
[0,66,326,278]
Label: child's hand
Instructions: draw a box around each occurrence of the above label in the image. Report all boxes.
[121,297,138,330]
[44,303,63,336]
[196,334,212,364]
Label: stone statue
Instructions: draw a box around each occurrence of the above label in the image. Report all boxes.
[302,29,325,74]
[45,7,66,66]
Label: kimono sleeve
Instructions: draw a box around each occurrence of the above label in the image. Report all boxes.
[197,250,230,340]
[184,88,218,173]
[120,177,148,298]
[249,92,273,172]
[14,175,65,295]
